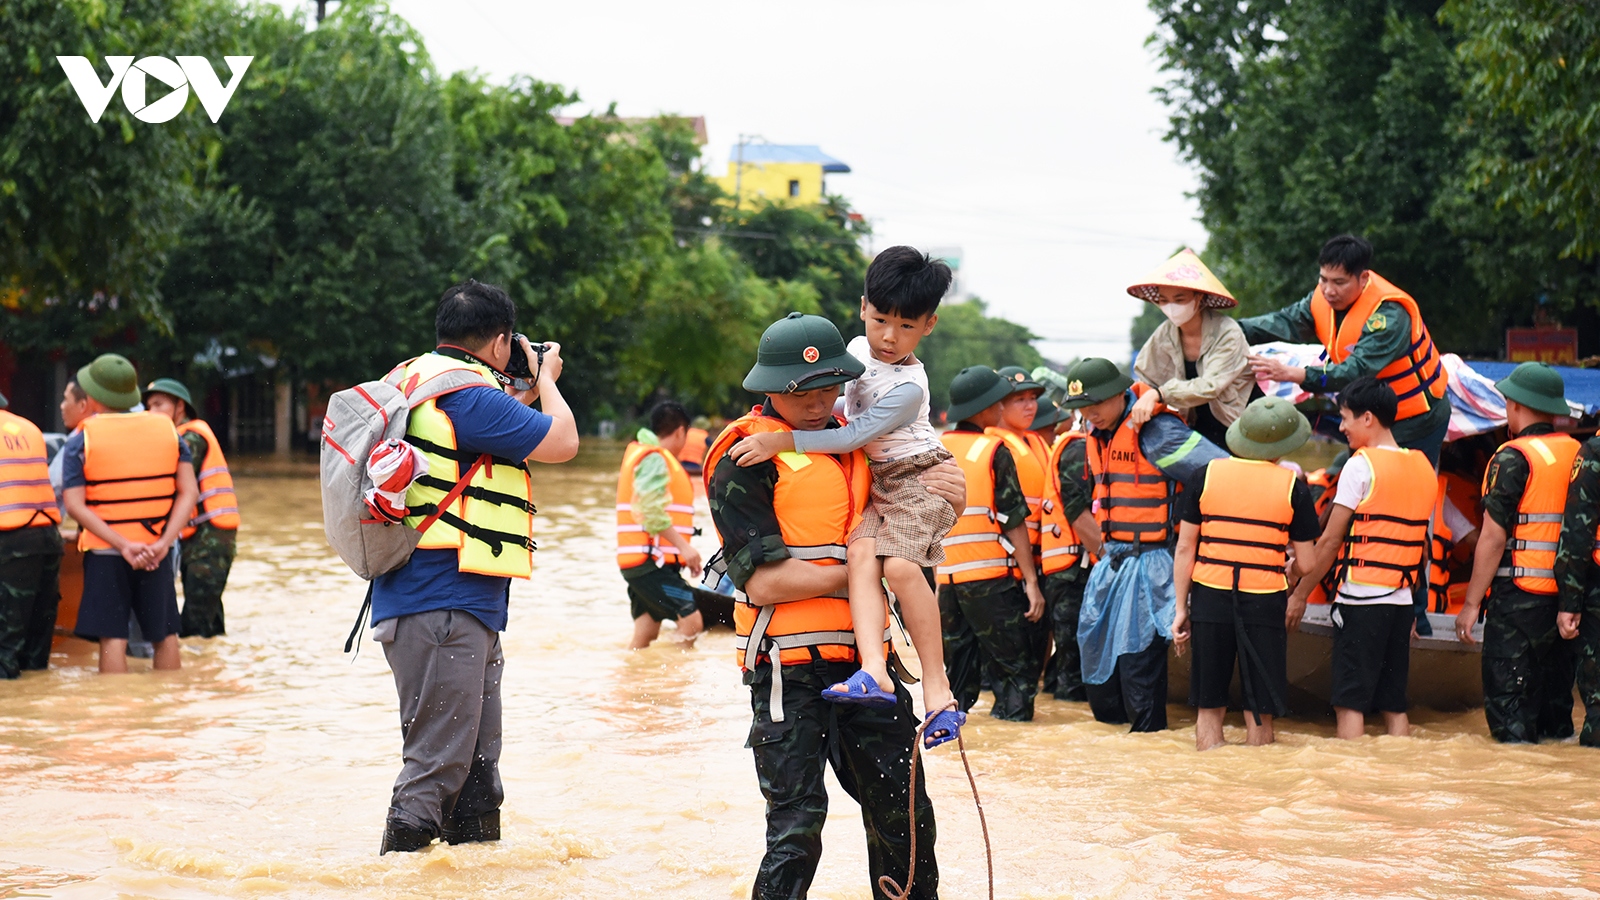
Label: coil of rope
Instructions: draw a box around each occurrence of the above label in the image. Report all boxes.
[878,699,994,900]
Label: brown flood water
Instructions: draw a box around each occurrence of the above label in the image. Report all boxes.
[3,444,1599,899]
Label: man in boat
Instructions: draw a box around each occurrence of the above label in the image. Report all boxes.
[372,281,579,854]
[617,399,704,649]
[1293,377,1436,739]
[939,365,1049,721]
[1455,363,1578,743]
[0,390,64,678]
[1060,357,1226,732]
[142,379,239,638]
[1240,235,1452,468]
[705,312,965,899]
[59,354,200,675]
[1171,397,1320,749]
[1556,418,1600,748]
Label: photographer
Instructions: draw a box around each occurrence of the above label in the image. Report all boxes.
[375,280,578,855]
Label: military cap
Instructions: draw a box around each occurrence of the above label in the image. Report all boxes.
[142,377,194,416]
[947,366,1012,423]
[743,312,864,393]
[1495,361,1570,417]
[77,353,140,410]
[1226,396,1311,461]
[1058,358,1133,409]
[996,365,1044,395]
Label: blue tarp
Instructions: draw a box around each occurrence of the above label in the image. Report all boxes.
[1463,361,1600,415]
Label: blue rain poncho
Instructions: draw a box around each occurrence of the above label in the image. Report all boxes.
[1078,541,1175,685]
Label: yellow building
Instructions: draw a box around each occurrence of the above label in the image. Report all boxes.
[715,144,851,208]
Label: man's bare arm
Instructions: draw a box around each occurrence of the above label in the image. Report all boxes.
[743,558,849,607]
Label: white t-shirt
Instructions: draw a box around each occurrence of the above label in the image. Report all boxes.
[842,336,943,462]
[1331,447,1421,606]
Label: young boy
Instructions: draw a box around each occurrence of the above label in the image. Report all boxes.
[728,246,961,735]
[617,400,705,649]
[1292,376,1436,739]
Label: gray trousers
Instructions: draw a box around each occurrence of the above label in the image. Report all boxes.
[377,609,504,833]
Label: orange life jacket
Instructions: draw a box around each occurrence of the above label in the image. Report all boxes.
[175,419,239,537]
[0,410,61,531]
[986,427,1047,548]
[1428,475,1460,614]
[1336,447,1437,595]
[1039,431,1085,575]
[937,430,1019,584]
[1310,272,1446,422]
[615,441,695,569]
[677,426,710,474]
[1193,458,1297,594]
[79,412,180,551]
[1313,469,1341,520]
[1442,471,1483,532]
[705,410,880,674]
[1490,432,1580,594]
[1085,384,1178,544]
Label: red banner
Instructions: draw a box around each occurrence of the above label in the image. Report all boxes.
[1506,328,1578,364]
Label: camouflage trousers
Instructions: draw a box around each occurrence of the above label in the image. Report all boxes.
[1482,590,1576,744]
[180,525,235,638]
[1576,608,1600,748]
[0,550,62,678]
[744,658,937,900]
[940,578,1048,721]
[1041,569,1088,701]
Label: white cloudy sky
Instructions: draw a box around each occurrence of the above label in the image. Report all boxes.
[284,0,1206,364]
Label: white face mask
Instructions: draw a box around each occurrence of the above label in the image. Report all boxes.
[1158,299,1197,326]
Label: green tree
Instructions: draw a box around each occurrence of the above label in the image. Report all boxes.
[725,197,871,332]
[918,297,1044,414]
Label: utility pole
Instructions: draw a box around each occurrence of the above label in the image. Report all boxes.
[315,0,329,22]
[732,133,765,213]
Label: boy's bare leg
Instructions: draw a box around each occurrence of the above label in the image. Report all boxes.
[629,614,663,649]
[152,634,181,671]
[1381,711,1409,737]
[1195,707,1226,750]
[98,638,129,674]
[883,556,952,713]
[1334,707,1367,739]
[846,538,894,692]
[1243,713,1275,746]
[674,609,704,641]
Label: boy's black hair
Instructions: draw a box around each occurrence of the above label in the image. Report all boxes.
[649,400,691,437]
[863,246,952,319]
[1338,375,1398,428]
[1319,234,1373,276]
[437,279,515,348]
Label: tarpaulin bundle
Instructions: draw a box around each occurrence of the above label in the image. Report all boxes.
[364,438,429,523]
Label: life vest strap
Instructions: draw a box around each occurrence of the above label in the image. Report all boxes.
[1198,535,1289,552]
[1103,496,1167,509]
[934,557,1017,579]
[0,455,48,467]
[1515,513,1563,524]
[1199,513,1290,532]
[415,474,537,513]
[1496,566,1555,580]
[405,434,523,469]
[1104,520,1167,533]
[190,506,239,527]
[83,474,175,486]
[0,477,52,490]
[1352,512,1431,528]
[786,543,848,562]
[431,509,536,557]
[1040,545,1083,558]
[942,533,1003,547]
[1509,539,1558,552]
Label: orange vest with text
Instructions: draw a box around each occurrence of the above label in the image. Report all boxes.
[1337,447,1437,595]
[986,427,1046,548]
[1086,384,1178,544]
[1193,458,1297,594]
[1310,272,1445,422]
[79,412,180,551]
[0,410,61,531]
[175,419,239,538]
[1490,432,1580,595]
[937,430,1019,584]
[615,441,695,569]
[706,411,881,669]
[1039,431,1085,575]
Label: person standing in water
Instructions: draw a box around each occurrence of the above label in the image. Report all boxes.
[1131,249,1256,451]
[0,389,64,678]
[617,400,704,649]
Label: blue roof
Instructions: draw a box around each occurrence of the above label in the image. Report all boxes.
[729,144,851,173]
[1469,361,1600,415]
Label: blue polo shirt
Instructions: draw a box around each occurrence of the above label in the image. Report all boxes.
[370,386,552,631]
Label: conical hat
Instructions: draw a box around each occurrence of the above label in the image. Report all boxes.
[1126,249,1236,310]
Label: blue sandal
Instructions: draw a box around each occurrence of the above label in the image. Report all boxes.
[821,669,898,708]
[922,708,967,749]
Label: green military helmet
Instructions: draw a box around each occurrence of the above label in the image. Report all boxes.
[1058,357,1133,409]
[77,353,141,410]
[1029,401,1070,432]
[996,365,1044,395]
[743,312,865,394]
[1495,361,1570,417]
[1226,396,1312,461]
[142,377,194,417]
[946,366,1012,423]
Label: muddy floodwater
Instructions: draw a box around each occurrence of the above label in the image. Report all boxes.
[4,444,1599,899]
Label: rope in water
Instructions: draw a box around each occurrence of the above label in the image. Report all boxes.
[878,700,994,900]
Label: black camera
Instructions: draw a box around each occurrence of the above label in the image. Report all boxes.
[507,333,547,380]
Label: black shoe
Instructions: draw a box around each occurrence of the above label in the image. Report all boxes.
[441,809,500,845]
[379,813,435,855]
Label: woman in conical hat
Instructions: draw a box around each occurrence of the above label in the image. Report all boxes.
[1128,248,1257,451]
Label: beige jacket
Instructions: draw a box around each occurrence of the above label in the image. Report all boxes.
[1134,308,1254,427]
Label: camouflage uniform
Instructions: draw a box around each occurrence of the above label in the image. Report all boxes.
[178,428,235,638]
[1041,438,1091,701]
[1555,435,1600,747]
[0,526,62,678]
[938,430,1047,721]
[1479,423,1577,743]
[708,419,938,900]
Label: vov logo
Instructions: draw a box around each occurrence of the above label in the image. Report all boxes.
[57,56,254,124]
